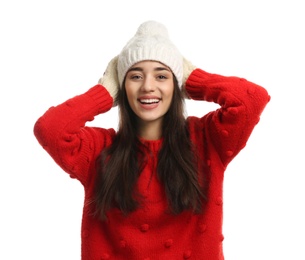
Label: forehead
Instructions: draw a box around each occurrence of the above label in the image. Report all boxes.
[130,60,170,70]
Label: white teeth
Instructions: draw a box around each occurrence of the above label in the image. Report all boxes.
[140,99,160,104]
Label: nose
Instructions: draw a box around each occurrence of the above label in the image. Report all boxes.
[141,76,156,92]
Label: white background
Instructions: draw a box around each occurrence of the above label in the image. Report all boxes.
[1,0,304,259]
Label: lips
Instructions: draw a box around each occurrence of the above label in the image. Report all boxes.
[138,96,161,109]
[139,98,160,104]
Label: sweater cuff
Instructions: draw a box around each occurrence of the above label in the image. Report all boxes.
[85,84,114,114]
[185,69,211,100]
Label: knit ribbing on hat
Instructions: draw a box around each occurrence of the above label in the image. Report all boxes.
[117,21,183,88]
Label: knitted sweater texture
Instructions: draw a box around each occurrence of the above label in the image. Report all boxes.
[34,69,270,259]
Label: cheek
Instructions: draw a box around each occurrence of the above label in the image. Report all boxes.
[124,86,133,100]
[125,88,137,109]
[164,88,174,102]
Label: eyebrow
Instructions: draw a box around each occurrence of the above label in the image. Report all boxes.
[128,66,171,73]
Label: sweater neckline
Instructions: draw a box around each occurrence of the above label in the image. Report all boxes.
[138,137,163,152]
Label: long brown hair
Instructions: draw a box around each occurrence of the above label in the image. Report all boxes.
[93,76,208,220]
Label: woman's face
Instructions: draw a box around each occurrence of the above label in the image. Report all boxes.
[124,60,174,127]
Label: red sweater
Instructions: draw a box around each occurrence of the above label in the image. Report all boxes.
[34,69,270,259]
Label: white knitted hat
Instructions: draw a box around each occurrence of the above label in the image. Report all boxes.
[117,21,183,88]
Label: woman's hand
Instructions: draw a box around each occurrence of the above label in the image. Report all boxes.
[98,55,120,104]
[182,57,196,98]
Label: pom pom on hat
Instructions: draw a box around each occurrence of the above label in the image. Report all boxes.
[117,20,183,88]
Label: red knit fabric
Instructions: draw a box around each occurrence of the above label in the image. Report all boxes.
[34,69,270,259]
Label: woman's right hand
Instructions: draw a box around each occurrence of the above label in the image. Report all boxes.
[98,55,120,104]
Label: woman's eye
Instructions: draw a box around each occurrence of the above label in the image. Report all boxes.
[130,75,142,80]
[157,75,167,80]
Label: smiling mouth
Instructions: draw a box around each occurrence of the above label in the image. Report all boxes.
[139,98,160,104]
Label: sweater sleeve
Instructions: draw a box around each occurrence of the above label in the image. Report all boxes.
[33,84,115,186]
[185,69,270,167]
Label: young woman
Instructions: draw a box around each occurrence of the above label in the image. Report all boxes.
[34,20,270,259]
